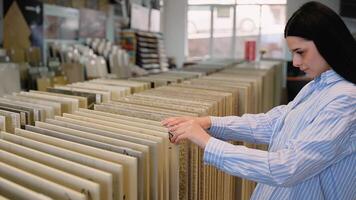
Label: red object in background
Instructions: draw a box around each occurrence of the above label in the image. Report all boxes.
[244,41,256,61]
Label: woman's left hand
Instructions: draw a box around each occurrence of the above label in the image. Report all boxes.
[168,119,211,149]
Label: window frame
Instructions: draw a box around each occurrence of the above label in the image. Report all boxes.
[187,1,286,60]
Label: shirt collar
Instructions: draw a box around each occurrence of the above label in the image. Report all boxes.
[314,69,343,85]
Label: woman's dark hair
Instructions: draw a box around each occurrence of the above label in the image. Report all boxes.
[285,1,356,84]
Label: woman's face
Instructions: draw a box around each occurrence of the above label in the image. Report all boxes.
[286,36,331,78]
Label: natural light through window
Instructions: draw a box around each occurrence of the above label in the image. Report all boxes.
[187,0,286,60]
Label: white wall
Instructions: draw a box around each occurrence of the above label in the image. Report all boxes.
[344,18,356,33]
[162,0,187,68]
[287,0,339,18]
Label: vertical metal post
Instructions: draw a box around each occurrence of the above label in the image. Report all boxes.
[231,5,236,58]
[209,5,214,58]
[257,4,263,61]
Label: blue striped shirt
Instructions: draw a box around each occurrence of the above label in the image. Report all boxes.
[204,70,356,200]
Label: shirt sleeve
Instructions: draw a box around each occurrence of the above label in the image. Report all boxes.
[209,105,287,145]
[204,96,355,187]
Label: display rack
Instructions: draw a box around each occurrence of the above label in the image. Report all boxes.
[121,29,168,73]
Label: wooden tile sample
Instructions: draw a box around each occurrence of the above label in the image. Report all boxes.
[0,139,113,200]
[0,131,124,200]
[0,149,101,200]
[0,161,86,200]
[29,122,148,200]
[0,176,52,200]
[0,109,21,133]
[13,128,137,200]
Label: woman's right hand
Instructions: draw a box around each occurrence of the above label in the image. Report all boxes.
[161,116,211,130]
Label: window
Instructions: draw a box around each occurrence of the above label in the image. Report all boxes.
[234,5,260,59]
[189,0,236,5]
[212,6,234,58]
[187,0,286,60]
[260,5,286,58]
[187,6,211,59]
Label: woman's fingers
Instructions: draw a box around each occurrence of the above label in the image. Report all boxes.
[169,120,192,132]
[161,116,193,127]
[172,133,187,144]
[170,128,186,143]
[169,121,195,142]
[161,117,177,126]
[168,126,176,132]
[167,121,186,143]
[167,119,211,148]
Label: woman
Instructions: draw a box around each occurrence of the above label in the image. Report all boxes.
[162,2,356,200]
